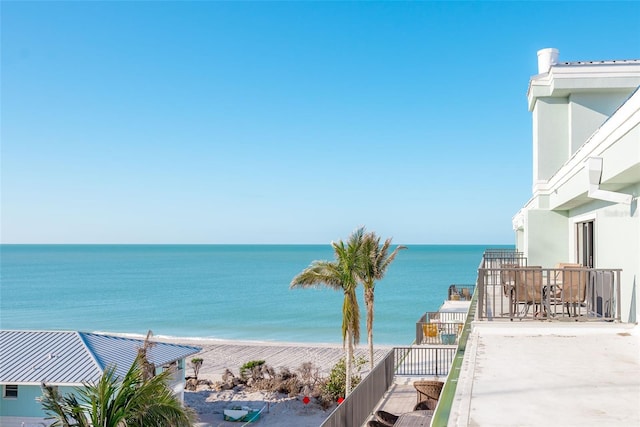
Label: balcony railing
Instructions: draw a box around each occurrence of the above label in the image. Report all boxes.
[416,311,466,345]
[447,284,475,301]
[394,346,456,376]
[320,349,395,427]
[482,249,527,269]
[476,264,622,322]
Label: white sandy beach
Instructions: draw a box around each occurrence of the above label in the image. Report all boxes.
[162,337,393,427]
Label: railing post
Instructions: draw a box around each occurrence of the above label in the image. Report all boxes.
[616,270,622,322]
[480,269,484,320]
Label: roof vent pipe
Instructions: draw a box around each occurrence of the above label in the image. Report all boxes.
[537,48,559,73]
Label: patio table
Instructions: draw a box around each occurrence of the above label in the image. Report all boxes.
[393,410,433,427]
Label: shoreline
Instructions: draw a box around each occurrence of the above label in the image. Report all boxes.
[102,330,402,349]
[161,336,394,380]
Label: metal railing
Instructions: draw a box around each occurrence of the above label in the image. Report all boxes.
[415,320,464,346]
[319,345,457,426]
[483,249,527,269]
[320,349,395,427]
[447,284,475,301]
[431,269,479,427]
[393,346,456,377]
[415,311,466,345]
[477,265,622,321]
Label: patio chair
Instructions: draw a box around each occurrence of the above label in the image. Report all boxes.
[413,380,444,403]
[500,264,519,297]
[513,267,543,318]
[559,266,588,316]
[553,263,582,278]
[500,263,520,316]
[422,323,438,343]
[374,410,399,426]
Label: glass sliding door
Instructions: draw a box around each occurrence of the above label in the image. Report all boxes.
[576,221,594,267]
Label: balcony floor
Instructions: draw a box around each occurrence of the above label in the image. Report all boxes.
[366,376,440,426]
[449,322,640,426]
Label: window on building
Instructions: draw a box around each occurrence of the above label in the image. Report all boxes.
[3,384,18,398]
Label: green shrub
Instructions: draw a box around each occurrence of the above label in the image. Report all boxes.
[319,356,366,405]
[239,360,266,381]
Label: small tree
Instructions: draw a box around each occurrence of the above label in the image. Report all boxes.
[189,358,203,380]
[320,356,366,405]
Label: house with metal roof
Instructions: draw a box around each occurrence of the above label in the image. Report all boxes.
[0,330,200,427]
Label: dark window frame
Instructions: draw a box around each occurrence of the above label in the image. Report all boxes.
[3,384,18,398]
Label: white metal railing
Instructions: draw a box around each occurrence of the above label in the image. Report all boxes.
[393,346,456,377]
[415,313,465,346]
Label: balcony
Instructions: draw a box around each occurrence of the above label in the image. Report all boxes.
[416,312,465,346]
[447,284,474,301]
[320,249,632,427]
[476,256,621,322]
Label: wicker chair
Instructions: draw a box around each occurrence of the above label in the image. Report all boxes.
[559,265,588,316]
[413,380,444,403]
[374,410,399,426]
[414,398,438,411]
[513,267,543,317]
[500,263,520,316]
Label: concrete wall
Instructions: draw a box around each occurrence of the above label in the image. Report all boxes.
[568,92,631,153]
[533,97,568,182]
[522,194,638,323]
[532,91,632,185]
[584,183,638,323]
[525,209,569,267]
[515,229,525,254]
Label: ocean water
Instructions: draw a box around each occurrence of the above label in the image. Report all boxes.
[0,245,505,345]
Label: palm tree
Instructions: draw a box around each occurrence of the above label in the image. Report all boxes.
[359,232,406,370]
[290,228,365,396]
[41,353,196,427]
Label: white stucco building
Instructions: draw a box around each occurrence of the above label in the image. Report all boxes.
[512,48,640,323]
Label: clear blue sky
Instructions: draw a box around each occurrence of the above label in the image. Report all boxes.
[2,1,639,244]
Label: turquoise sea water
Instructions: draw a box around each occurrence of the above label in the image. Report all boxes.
[0,245,506,345]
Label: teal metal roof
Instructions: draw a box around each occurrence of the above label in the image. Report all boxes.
[0,330,200,386]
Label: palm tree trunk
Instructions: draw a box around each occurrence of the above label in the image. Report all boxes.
[345,329,352,396]
[365,287,375,370]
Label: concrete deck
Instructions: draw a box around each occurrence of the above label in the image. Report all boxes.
[449,322,640,427]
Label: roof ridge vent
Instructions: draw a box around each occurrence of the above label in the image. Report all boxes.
[537,48,559,73]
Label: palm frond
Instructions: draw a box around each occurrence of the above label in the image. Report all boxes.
[290,260,342,290]
[40,354,195,427]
